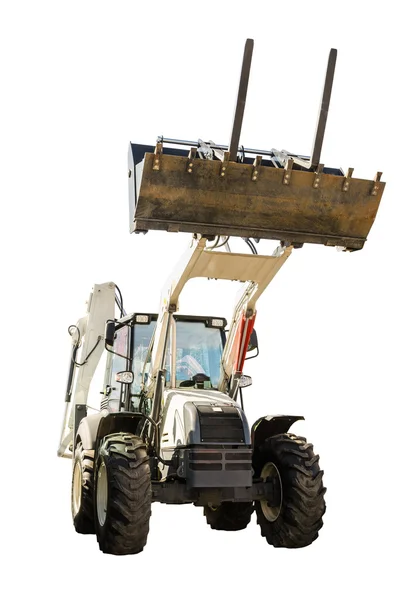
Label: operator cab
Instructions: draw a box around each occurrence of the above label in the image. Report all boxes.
[104,313,227,412]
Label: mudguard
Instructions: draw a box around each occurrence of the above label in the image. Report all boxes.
[251,414,304,449]
[75,412,145,451]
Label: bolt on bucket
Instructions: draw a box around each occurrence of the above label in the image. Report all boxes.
[128,143,385,251]
[127,41,385,251]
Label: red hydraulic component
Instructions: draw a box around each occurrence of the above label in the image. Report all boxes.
[232,312,256,374]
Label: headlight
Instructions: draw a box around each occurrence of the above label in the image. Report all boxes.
[115,371,134,384]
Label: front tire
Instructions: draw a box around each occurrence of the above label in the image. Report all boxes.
[204,502,253,531]
[94,434,152,555]
[71,442,95,534]
[253,433,326,548]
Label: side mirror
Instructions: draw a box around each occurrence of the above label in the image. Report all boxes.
[247,328,258,352]
[239,375,252,388]
[115,371,134,384]
[105,321,116,347]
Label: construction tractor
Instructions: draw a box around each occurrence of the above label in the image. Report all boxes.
[58,40,385,555]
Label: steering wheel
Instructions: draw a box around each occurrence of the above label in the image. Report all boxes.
[179,379,195,388]
[179,373,211,388]
[192,373,211,384]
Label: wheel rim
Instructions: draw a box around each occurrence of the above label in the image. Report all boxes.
[96,461,108,526]
[72,461,82,516]
[260,462,283,522]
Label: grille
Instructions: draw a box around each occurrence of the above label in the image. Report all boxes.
[225,452,250,460]
[225,463,252,470]
[196,406,245,443]
[189,463,222,471]
[189,452,223,461]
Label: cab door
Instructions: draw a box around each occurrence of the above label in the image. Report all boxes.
[103,324,130,412]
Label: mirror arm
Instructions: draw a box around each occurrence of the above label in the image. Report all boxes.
[245,347,259,360]
[104,342,131,361]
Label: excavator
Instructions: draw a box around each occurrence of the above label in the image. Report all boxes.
[58,40,385,555]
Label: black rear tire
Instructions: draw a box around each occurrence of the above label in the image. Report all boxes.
[71,442,95,534]
[253,433,326,548]
[94,433,152,555]
[204,502,253,531]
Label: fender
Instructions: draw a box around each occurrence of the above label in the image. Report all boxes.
[76,412,145,451]
[251,414,304,450]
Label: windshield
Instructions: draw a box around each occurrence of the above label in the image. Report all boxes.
[169,320,224,389]
[130,318,224,393]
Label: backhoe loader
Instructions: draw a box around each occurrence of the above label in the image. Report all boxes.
[58,39,385,554]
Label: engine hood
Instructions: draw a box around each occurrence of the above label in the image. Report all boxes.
[160,387,250,450]
[163,387,235,406]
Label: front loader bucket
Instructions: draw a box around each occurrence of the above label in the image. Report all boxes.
[128,41,385,251]
[128,143,384,251]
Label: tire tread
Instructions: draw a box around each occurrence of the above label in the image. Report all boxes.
[204,502,253,531]
[254,432,326,548]
[95,434,152,555]
[72,443,95,534]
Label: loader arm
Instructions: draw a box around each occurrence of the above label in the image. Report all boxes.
[146,237,292,405]
[218,244,292,395]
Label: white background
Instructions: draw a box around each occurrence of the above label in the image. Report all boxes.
[1,1,396,598]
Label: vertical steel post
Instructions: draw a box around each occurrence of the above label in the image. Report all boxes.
[228,38,254,161]
[310,48,337,169]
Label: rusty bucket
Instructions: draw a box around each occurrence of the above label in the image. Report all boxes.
[128,143,384,251]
